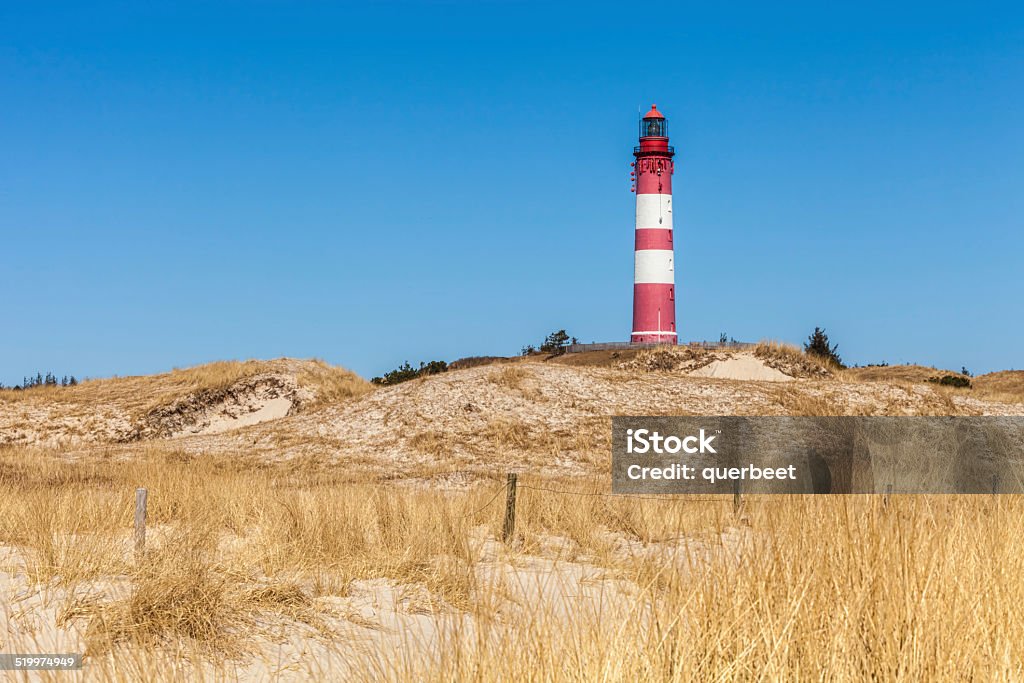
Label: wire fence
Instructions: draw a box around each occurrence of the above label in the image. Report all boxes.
[567,341,757,353]
[517,483,727,504]
[124,473,828,557]
[459,483,512,519]
[447,474,809,542]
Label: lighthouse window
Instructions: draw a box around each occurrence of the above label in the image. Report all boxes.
[640,118,667,138]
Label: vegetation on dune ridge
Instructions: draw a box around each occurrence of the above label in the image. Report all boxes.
[155,358,370,403]
[753,340,836,377]
[621,340,835,378]
[0,371,79,390]
[4,348,1023,454]
[973,370,1024,405]
[372,359,448,386]
[622,345,716,373]
[0,358,370,409]
[521,329,579,356]
[0,358,373,446]
[295,358,374,405]
[928,374,972,389]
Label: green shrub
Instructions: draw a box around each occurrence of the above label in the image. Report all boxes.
[927,374,972,389]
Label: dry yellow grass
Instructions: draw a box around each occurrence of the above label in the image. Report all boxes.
[973,370,1024,405]
[0,360,266,413]
[841,363,955,384]
[2,444,1023,680]
[0,358,369,415]
[486,365,527,389]
[753,339,836,376]
[551,347,643,367]
[0,358,372,446]
[486,365,546,402]
[828,362,1024,408]
[770,381,968,416]
[409,429,456,458]
[295,357,374,406]
[772,388,853,416]
[482,417,531,449]
[390,495,1024,682]
[3,356,1024,679]
[623,345,712,373]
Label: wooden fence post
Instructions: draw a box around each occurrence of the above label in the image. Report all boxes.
[502,473,518,543]
[134,488,148,559]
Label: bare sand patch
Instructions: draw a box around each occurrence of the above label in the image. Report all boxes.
[193,396,294,435]
[689,355,794,382]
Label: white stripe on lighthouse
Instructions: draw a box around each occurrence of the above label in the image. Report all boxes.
[634,250,674,284]
[635,193,673,230]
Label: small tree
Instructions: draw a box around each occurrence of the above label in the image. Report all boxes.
[804,327,843,367]
[540,330,571,355]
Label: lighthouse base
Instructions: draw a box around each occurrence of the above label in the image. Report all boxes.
[631,281,676,345]
[630,332,678,344]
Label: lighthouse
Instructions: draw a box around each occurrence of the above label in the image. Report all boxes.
[630,104,677,344]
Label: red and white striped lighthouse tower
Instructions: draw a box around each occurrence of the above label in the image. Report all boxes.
[630,104,677,344]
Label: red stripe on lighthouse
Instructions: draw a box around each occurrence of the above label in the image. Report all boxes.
[635,173,672,195]
[635,229,673,251]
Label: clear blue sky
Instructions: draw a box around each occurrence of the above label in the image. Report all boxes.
[2,1,1022,384]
